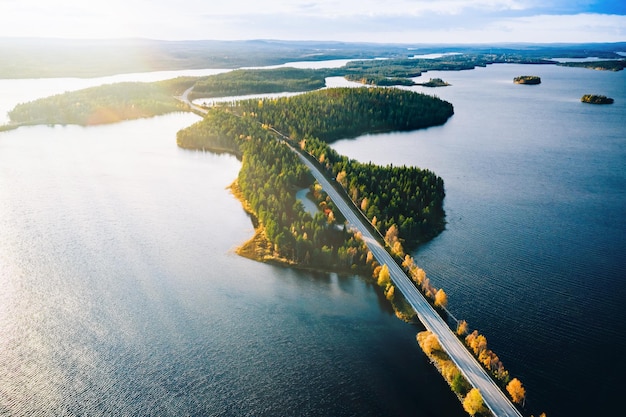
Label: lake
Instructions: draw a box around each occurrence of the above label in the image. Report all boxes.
[332,63,626,417]
[1,61,624,417]
[0,65,466,416]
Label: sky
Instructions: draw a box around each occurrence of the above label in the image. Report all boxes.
[0,0,625,44]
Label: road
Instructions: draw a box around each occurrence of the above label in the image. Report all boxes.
[288,144,523,417]
[178,86,209,115]
[177,88,522,416]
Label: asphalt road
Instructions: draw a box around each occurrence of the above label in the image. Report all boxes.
[289,144,523,417]
[176,88,522,416]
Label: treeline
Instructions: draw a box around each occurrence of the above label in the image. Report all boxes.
[235,87,454,142]
[341,55,487,82]
[8,82,186,126]
[176,107,247,156]
[340,54,557,86]
[558,59,626,71]
[234,88,451,246]
[189,68,328,99]
[176,108,371,270]
[303,137,446,245]
[344,74,415,86]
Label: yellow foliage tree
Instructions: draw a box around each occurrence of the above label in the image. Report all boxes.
[434,288,448,308]
[412,267,426,286]
[422,332,441,355]
[385,224,399,245]
[506,378,526,405]
[463,388,485,416]
[457,320,468,336]
[336,170,347,188]
[372,265,382,279]
[385,284,395,301]
[392,240,404,257]
[466,331,488,355]
[377,264,391,287]
[402,254,414,269]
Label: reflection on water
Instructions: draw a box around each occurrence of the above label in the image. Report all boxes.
[332,63,626,417]
[3,60,624,417]
[0,111,465,415]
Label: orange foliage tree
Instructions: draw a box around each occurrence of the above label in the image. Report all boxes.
[506,378,526,405]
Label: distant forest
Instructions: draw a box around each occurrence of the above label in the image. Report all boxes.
[189,68,328,99]
[1,38,624,78]
[7,82,186,126]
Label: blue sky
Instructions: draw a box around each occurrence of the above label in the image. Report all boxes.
[0,0,624,43]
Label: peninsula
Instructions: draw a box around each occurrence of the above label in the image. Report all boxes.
[558,60,626,71]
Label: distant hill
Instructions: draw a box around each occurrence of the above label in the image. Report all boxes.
[1,38,625,79]
[0,38,408,78]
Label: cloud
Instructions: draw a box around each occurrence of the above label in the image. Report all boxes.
[190,0,532,18]
[488,13,626,42]
[195,10,626,43]
[0,0,624,43]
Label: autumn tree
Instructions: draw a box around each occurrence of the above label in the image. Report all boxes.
[360,197,369,211]
[506,378,526,405]
[434,288,448,308]
[457,319,468,336]
[377,264,391,287]
[385,224,404,256]
[466,330,488,356]
[463,388,485,416]
[336,170,347,188]
[421,332,441,355]
[385,284,395,301]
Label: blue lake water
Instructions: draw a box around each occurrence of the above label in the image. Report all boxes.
[0,88,465,415]
[0,62,624,417]
[332,63,626,417]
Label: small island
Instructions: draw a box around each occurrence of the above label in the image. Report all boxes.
[581,94,614,104]
[417,78,450,87]
[513,75,541,85]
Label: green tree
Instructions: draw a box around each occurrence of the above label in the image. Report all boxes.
[451,373,470,396]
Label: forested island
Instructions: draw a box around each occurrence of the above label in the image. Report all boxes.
[581,94,614,104]
[418,78,450,87]
[513,75,541,84]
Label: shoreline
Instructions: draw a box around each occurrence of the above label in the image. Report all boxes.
[229,179,371,276]
[228,179,419,323]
